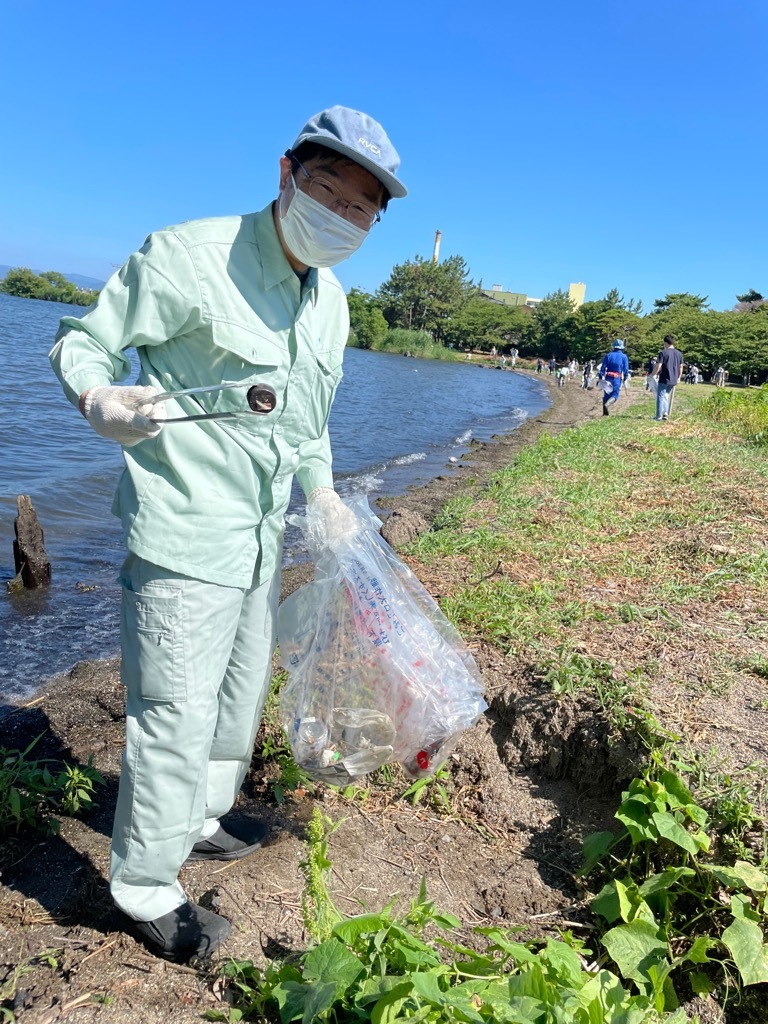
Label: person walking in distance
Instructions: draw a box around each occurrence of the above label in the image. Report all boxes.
[49,106,407,963]
[653,334,684,421]
[598,339,629,416]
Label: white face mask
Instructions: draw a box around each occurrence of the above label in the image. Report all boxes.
[278,177,368,268]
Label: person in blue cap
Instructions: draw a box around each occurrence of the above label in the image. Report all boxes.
[49,106,407,962]
[598,339,630,416]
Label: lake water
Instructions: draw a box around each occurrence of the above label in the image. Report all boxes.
[0,292,550,704]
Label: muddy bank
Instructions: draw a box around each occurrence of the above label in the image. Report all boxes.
[1,376,624,1024]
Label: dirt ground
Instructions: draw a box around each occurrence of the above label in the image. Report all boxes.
[0,374,739,1023]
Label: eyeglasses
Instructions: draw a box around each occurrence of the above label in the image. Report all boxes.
[292,158,381,231]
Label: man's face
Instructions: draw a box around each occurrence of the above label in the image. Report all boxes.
[279,153,385,224]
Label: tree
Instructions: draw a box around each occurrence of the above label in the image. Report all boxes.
[571,290,645,362]
[0,267,42,299]
[601,288,643,315]
[346,288,388,349]
[736,289,764,304]
[376,254,475,341]
[640,304,768,384]
[442,298,533,352]
[0,267,98,305]
[651,292,709,314]
[734,289,766,313]
[587,309,645,353]
[530,290,580,360]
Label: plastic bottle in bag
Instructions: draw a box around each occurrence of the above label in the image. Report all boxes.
[292,717,330,767]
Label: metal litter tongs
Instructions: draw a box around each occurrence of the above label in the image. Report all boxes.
[136,382,278,423]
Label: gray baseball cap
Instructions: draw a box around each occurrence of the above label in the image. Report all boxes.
[290,105,407,199]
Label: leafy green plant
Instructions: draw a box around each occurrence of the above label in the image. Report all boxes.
[207,881,691,1022]
[208,812,692,1023]
[582,758,768,1006]
[667,751,767,866]
[56,758,104,816]
[400,764,453,813]
[742,653,768,680]
[0,737,103,834]
[299,808,344,944]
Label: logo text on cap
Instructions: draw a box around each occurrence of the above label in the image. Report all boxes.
[358,138,381,156]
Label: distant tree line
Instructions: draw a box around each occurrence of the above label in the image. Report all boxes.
[0,268,100,306]
[348,253,768,384]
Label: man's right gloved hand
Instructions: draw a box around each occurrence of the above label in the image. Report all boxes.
[81,386,166,447]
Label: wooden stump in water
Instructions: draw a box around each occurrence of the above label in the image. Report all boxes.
[13,495,51,589]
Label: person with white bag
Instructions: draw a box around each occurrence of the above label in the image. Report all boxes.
[49,106,407,962]
[597,339,630,416]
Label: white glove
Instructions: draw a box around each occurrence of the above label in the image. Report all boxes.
[81,386,166,447]
[307,488,359,548]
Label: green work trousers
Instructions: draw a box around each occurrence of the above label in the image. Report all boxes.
[110,554,279,921]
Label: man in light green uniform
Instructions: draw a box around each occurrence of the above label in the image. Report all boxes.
[49,106,407,962]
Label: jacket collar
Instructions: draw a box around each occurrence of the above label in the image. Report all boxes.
[253,204,318,298]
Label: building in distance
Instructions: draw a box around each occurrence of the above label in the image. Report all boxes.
[479,281,586,310]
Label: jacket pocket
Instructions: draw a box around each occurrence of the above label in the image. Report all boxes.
[120,586,186,702]
[300,350,343,439]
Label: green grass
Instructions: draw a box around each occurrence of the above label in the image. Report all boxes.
[697,384,768,445]
[415,397,767,604]
[370,329,466,360]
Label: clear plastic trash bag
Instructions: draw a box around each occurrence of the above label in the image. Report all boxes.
[646,374,658,395]
[278,495,488,785]
[597,379,613,394]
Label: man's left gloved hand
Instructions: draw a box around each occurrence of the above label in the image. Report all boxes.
[307,488,359,548]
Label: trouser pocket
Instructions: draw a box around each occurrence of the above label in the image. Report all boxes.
[121,585,186,702]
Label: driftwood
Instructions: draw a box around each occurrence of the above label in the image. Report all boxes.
[12,494,51,589]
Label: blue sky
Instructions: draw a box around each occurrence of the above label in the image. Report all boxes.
[2,0,766,312]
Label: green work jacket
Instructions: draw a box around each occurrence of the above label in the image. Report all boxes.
[49,204,349,588]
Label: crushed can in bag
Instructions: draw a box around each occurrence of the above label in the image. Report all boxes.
[278,495,487,784]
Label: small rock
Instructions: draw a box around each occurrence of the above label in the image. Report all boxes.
[199,887,223,913]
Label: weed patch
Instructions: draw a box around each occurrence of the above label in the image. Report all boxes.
[697,386,768,445]
[208,810,693,1023]
[581,752,768,1013]
[0,736,104,835]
